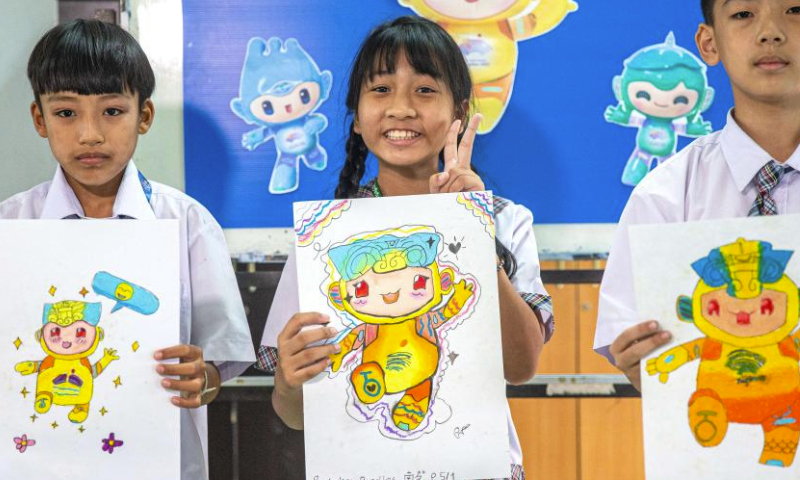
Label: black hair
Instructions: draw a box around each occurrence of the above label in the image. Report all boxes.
[701,0,714,25]
[335,16,517,278]
[27,19,155,109]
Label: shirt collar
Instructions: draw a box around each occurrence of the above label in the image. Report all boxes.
[40,161,156,220]
[721,110,800,192]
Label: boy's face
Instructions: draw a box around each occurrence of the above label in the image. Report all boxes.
[697,0,800,105]
[31,91,154,195]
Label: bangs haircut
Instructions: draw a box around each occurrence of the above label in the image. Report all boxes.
[701,0,714,25]
[346,16,472,117]
[27,19,155,109]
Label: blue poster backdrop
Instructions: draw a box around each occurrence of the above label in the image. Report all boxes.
[183,1,733,228]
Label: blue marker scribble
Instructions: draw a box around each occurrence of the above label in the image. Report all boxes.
[92,272,160,315]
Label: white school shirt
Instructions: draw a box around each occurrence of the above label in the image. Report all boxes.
[594,111,800,360]
[260,197,553,468]
[0,161,256,480]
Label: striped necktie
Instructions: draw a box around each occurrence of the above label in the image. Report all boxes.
[748,161,793,216]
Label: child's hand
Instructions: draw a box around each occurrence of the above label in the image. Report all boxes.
[276,313,340,390]
[155,344,209,408]
[430,114,485,194]
[609,321,672,391]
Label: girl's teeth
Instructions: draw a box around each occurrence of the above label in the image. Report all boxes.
[386,131,420,140]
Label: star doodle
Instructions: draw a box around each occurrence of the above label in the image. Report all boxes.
[79,287,89,297]
[13,337,22,350]
[51,421,59,429]
[113,376,122,388]
[100,407,108,416]
[30,414,37,423]
[48,286,57,296]
[447,351,460,365]
[20,387,29,399]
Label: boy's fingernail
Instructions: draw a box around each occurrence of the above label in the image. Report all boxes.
[156,365,165,374]
[321,314,329,321]
[333,343,342,353]
[161,379,170,388]
[171,397,181,406]
[154,351,163,360]
[659,331,672,341]
[328,327,338,336]
[648,321,658,331]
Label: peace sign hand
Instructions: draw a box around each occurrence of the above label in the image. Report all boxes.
[429,114,485,194]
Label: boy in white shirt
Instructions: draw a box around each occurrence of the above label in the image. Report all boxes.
[595,0,800,390]
[0,19,255,480]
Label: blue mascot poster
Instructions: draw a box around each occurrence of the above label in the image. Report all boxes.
[183,1,733,229]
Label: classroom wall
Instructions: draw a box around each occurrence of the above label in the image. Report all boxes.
[0,0,59,201]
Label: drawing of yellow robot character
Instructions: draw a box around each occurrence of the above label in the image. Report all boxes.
[15,301,118,424]
[399,0,578,133]
[647,238,800,467]
[325,227,477,438]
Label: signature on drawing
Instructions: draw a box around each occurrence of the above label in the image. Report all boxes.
[453,424,471,439]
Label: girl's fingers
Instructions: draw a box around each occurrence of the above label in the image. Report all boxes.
[429,171,449,194]
[281,325,337,357]
[441,168,484,194]
[279,312,330,341]
[442,119,462,173]
[458,114,482,169]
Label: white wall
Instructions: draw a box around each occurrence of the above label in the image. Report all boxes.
[0,0,59,201]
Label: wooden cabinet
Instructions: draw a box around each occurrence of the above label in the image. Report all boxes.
[509,260,645,480]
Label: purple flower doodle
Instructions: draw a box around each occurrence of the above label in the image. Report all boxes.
[101,432,124,454]
[14,434,36,453]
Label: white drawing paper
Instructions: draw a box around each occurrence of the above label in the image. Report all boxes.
[294,192,509,480]
[0,220,181,480]
[631,215,800,480]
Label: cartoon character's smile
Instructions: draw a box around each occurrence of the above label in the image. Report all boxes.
[62,341,72,349]
[382,291,400,304]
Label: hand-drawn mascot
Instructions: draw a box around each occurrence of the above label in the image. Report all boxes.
[325,228,477,438]
[605,32,715,186]
[400,0,578,133]
[647,238,800,467]
[15,301,118,424]
[231,37,332,194]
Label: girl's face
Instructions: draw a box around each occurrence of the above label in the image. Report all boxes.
[354,53,458,174]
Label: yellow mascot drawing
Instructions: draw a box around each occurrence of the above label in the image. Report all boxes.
[399,0,578,133]
[15,301,118,424]
[647,238,800,467]
[324,227,477,439]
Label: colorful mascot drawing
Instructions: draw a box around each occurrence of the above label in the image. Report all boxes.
[231,37,332,194]
[647,238,800,467]
[399,0,578,133]
[324,227,478,439]
[14,272,159,426]
[605,32,715,186]
[15,301,117,424]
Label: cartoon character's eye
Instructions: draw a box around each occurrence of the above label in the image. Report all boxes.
[76,328,87,338]
[299,88,311,104]
[262,101,274,115]
[674,96,689,105]
[761,298,774,315]
[413,275,428,291]
[707,300,720,316]
[635,91,651,101]
[50,327,61,338]
[355,281,369,298]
